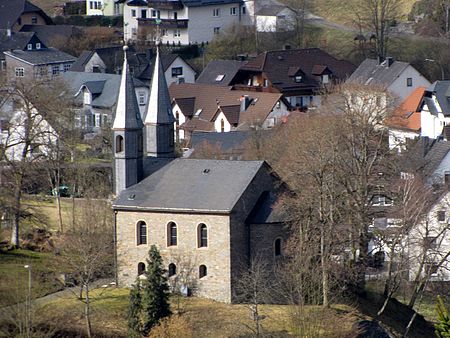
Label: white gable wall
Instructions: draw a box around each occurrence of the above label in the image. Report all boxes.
[389,65,431,102]
[214,111,231,132]
[165,57,196,85]
[172,102,187,140]
[83,52,107,73]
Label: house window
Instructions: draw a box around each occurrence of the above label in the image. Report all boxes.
[199,265,207,278]
[31,16,37,24]
[242,6,246,14]
[52,65,60,76]
[437,210,446,222]
[27,44,32,50]
[372,195,393,206]
[94,114,101,127]
[174,29,181,37]
[1,60,6,70]
[220,119,225,132]
[167,222,177,246]
[294,75,302,83]
[84,91,91,105]
[15,67,24,77]
[131,9,136,17]
[322,74,329,84]
[213,8,220,17]
[36,43,41,50]
[138,91,146,105]
[198,223,208,248]
[115,135,124,153]
[274,238,282,256]
[407,77,413,87]
[213,27,220,34]
[230,7,237,15]
[171,67,183,77]
[263,79,268,87]
[168,263,177,277]
[162,29,168,36]
[152,9,157,17]
[141,9,147,18]
[137,221,147,245]
[64,64,71,72]
[138,262,145,275]
[173,11,178,19]
[445,171,450,185]
[90,1,93,9]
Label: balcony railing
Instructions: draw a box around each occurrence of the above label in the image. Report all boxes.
[138,18,188,29]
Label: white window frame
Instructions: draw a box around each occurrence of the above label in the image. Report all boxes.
[138,91,146,105]
[52,65,60,76]
[131,9,136,17]
[36,42,41,49]
[213,27,220,34]
[15,67,24,77]
[213,8,220,17]
[27,44,32,50]
[64,64,71,72]
[230,7,237,15]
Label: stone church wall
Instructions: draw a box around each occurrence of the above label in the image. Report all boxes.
[116,210,233,302]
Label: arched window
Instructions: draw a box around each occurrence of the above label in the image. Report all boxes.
[198,223,208,248]
[199,265,207,278]
[137,221,147,245]
[138,262,145,275]
[220,119,225,132]
[274,238,282,257]
[168,263,176,277]
[167,222,177,246]
[115,135,124,153]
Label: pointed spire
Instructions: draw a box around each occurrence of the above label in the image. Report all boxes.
[144,47,175,125]
[113,45,143,130]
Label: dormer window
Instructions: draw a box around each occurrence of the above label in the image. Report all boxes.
[294,75,302,83]
[322,74,329,84]
[27,44,32,50]
[84,91,92,105]
[36,43,41,50]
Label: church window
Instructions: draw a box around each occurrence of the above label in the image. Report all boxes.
[199,265,207,278]
[274,238,282,257]
[168,263,176,277]
[198,224,208,248]
[138,262,145,275]
[167,222,177,246]
[116,135,124,153]
[137,221,147,245]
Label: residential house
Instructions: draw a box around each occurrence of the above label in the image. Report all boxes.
[62,71,149,133]
[71,46,196,85]
[347,57,431,102]
[113,47,288,303]
[385,86,425,151]
[86,0,124,15]
[169,83,290,141]
[4,47,76,80]
[20,24,83,48]
[420,81,450,140]
[123,0,253,44]
[229,48,356,109]
[0,29,45,71]
[0,0,53,31]
[255,4,297,32]
[196,59,244,86]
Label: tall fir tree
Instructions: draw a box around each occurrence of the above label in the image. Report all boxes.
[141,245,171,335]
[127,279,142,337]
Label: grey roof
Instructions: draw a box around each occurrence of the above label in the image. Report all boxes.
[421,140,450,178]
[0,30,35,55]
[0,0,53,29]
[347,58,409,87]
[69,50,94,71]
[196,59,244,86]
[4,47,76,65]
[83,80,106,95]
[113,158,265,213]
[255,4,294,16]
[137,53,178,81]
[62,71,121,108]
[246,191,285,224]
[182,0,242,7]
[424,81,450,116]
[20,25,81,47]
[113,52,144,130]
[190,130,250,151]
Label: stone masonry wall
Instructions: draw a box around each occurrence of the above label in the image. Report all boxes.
[116,210,232,302]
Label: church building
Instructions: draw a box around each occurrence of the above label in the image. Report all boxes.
[112,46,288,303]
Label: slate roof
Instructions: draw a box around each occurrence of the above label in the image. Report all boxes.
[347,58,410,87]
[423,81,450,117]
[0,30,35,55]
[173,97,195,117]
[62,71,121,108]
[0,0,53,29]
[215,104,240,124]
[113,158,266,213]
[255,4,294,16]
[69,50,94,71]
[4,47,76,65]
[246,191,285,224]
[233,48,355,93]
[421,140,450,178]
[385,86,425,131]
[190,130,250,152]
[136,53,179,81]
[196,59,244,86]
[169,83,284,131]
[182,0,242,7]
[20,25,82,46]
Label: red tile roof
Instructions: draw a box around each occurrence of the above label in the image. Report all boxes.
[385,86,425,132]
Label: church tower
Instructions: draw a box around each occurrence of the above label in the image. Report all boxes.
[112,46,144,195]
[144,47,175,157]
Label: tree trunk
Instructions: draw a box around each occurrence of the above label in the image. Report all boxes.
[11,175,23,247]
[84,283,92,338]
[320,225,329,307]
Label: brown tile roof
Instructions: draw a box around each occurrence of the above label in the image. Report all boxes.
[173,97,195,117]
[169,83,284,130]
[385,86,425,132]
[216,104,240,125]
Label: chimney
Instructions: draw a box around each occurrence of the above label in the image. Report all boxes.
[284,44,291,50]
[240,95,251,112]
[6,28,11,37]
[385,57,394,67]
[236,54,247,62]
[377,56,385,65]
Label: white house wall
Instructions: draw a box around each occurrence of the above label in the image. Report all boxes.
[388,128,419,151]
[83,52,107,73]
[263,101,290,128]
[256,15,276,32]
[172,103,187,140]
[389,66,431,102]
[165,57,196,85]
[214,111,231,132]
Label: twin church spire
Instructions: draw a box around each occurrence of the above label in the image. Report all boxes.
[113,45,175,195]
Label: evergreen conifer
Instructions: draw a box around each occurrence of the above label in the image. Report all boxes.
[127,279,142,337]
